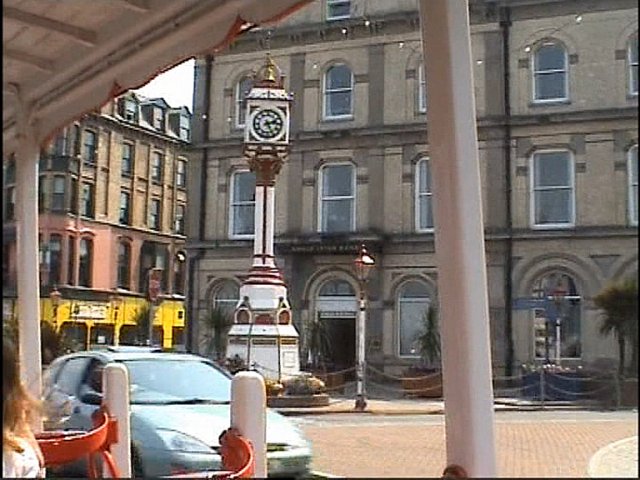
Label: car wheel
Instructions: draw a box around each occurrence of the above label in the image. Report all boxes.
[131,445,144,478]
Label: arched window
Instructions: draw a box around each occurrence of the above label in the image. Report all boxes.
[117,241,131,289]
[418,63,427,113]
[629,145,638,226]
[531,272,581,360]
[212,281,240,317]
[323,64,354,119]
[532,41,568,102]
[319,279,356,297]
[415,158,434,232]
[79,238,93,287]
[629,33,638,96]
[235,76,253,128]
[318,163,356,233]
[398,281,431,357]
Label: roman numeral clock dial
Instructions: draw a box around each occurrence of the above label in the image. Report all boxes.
[250,108,285,141]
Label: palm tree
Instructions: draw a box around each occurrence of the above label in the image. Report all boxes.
[131,304,152,345]
[201,307,234,361]
[594,278,638,377]
[416,306,441,369]
[306,319,332,371]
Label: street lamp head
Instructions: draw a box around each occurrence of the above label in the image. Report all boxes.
[354,244,375,283]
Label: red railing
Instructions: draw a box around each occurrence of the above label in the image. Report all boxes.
[36,408,255,479]
[36,407,119,478]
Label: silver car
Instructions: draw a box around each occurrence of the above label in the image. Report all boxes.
[43,347,312,477]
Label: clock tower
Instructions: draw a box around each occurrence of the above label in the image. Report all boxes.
[226,55,300,380]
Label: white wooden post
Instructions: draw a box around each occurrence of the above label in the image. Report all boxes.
[230,371,266,477]
[103,364,132,478]
[15,109,43,424]
[418,0,497,476]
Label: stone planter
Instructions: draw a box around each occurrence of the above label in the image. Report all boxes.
[402,371,442,398]
[267,394,330,408]
[313,371,346,394]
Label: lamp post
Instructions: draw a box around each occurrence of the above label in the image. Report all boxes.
[110,293,122,346]
[353,244,375,412]
[50,285,62,323]
[551,288,566,365]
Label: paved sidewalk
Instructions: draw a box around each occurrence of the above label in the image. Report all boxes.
[588,436,638,478]
[274,396,605,416]
[278,397,638,477]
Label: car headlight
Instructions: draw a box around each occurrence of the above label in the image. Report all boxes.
[156,429,214,454]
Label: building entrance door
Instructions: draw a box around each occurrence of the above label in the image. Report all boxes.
[322,317,356,373]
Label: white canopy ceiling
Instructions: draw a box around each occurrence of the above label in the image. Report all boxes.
[3,0,311,154]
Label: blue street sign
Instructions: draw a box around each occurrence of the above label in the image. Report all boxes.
[512,297,559,322]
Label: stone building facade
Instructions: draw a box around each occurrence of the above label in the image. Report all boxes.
[187,0,638,374]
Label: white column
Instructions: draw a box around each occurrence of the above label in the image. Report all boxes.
[103,364,132,478]
[252,186,265,266]
[16,120,43,420]
[264,186,275,262]
[356,296,366,397]
[418,0,497,476]
[231,372,266,477]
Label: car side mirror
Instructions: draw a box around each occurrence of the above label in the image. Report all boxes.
[81,391,103,405]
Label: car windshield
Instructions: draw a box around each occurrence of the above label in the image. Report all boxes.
[122,359,231,405]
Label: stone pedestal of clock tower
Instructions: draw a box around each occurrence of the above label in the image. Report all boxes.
[226,56,301,381]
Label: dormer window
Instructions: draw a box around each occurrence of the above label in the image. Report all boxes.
[153,107,165,131]
[179,115,190,141]
[327,0,350,21]
[124,98,138,122]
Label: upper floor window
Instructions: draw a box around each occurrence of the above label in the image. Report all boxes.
[5,187,15,220]
[119,191,131,225]
[52,176,66,211]
[176,159,187,188]
[326,0,350,20]
[83,130,97,164]
[319,163,355,233]
[67,237,76,285]
[149,198,161,230]
[123,98,138,122]
[532,41,568,103]
[179,115,191,141]
[122,143,134,177]
[235,76,253,129]
[416,158,434,232]
[629,145,638,226]
[531,150,575,228]
[175,204,186,235]
[323,64,354,120]
[418,64,427,113]
[117,241,131,289]
[229,170,256,238]
[151,152,164,183]
[48,234,62,287]
[153,107,165,131]
[629,33,639,96]
[80,182,95,218]
[79,238,93,287]
[53,131,67,156]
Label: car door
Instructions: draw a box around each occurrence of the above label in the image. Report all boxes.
[50,355,93,431]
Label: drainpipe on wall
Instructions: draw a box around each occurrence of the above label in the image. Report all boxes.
[186,54,213,353]
[500,6,515,377]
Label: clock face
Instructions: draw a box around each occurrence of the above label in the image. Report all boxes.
[251,108,285,140]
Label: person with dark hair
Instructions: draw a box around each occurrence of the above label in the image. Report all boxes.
[3,338,45,477]
[442,463,468,479]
